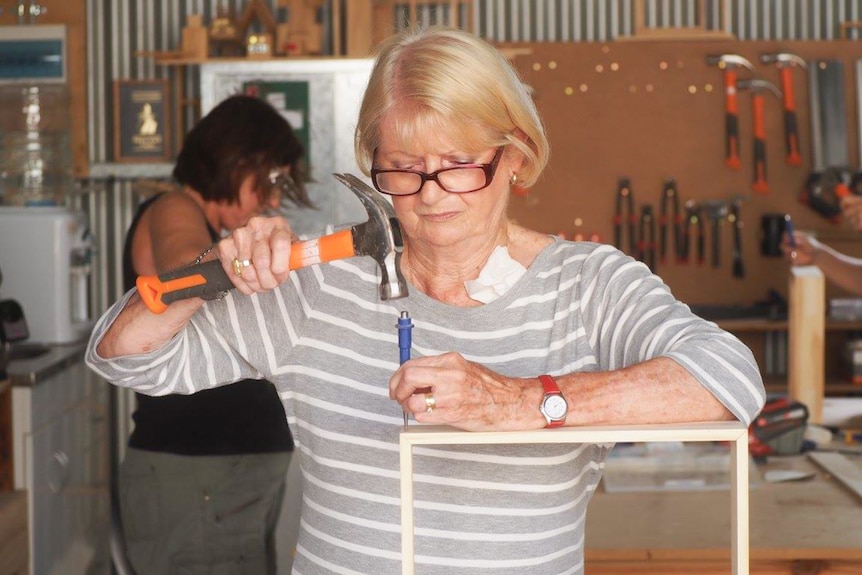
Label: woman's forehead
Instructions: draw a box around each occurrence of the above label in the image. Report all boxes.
[379,107,491,154]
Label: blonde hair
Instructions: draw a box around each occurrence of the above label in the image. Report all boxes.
[355,27,549,188]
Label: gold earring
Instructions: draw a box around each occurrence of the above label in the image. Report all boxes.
[509,173,518,186]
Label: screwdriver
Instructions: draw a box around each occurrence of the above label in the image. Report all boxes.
[398,311,413,429]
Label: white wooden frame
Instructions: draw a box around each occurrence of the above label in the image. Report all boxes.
[400,421,750,575]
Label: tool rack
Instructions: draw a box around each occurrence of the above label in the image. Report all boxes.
[504,39,862,307]
[502,40,862,396]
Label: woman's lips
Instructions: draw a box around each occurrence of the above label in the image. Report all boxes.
[421,211,459,222]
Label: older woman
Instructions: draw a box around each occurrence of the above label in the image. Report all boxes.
[88,27,764,575]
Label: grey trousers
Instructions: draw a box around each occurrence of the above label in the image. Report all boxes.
[119,448,292,575]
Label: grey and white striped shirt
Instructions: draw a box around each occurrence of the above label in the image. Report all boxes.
[87,239,765,575]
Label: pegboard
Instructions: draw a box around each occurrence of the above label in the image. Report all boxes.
[501,40,862,306]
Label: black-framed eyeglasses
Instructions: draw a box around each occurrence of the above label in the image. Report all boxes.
[370,147,505,196]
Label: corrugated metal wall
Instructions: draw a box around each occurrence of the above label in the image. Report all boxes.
[84,0,861,312]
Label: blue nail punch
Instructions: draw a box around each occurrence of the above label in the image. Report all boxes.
[398,311,413,428]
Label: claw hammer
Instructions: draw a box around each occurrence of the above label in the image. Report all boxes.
[760,52,807,166]
[738,78,782,195]
[136,173,408,313]
[706,54,755,170]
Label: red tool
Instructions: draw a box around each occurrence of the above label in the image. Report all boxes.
[760,52,807,166]
[749,398,808,457]
[706,54,755,170]
[738,78,782,195]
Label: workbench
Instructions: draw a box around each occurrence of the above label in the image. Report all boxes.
[585,451,862,574]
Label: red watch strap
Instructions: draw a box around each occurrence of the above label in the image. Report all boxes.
[539,374,560,394]
[539,374,565,428]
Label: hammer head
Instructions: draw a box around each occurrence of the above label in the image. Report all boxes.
[705,54,755,71]
[760,52,807,69]
[333,173,408,301]
[737,78,782,98]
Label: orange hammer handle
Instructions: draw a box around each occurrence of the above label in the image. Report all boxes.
[752,93,769,195]
[779,67,802,165]
[724,69,741,170]
[137,229,357,314]
[289,229,355,268]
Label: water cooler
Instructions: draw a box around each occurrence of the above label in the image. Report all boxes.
[0,206,94,344]
[0,24,91,344]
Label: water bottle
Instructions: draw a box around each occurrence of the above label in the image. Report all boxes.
[0,85,73,207]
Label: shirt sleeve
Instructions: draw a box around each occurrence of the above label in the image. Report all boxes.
[85,289,264,396]
[576,244,766,425]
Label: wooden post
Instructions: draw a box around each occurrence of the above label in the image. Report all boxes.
[346,0,374,57]
[331,0,341,55]
[788,265,825,423]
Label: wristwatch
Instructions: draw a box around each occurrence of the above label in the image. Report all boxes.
[539,374,568,428]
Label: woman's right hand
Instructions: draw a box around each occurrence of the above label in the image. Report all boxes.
[780,231,821,266]
[217,215,295,295]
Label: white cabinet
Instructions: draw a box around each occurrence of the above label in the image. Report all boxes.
[10,351,110,575]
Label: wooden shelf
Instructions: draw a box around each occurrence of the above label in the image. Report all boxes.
[764,377,862,396]
[716,319,787,332]
[142,51,346,66]
[87,162,174,180]
[717,319,862,332]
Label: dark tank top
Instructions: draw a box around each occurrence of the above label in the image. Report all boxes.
[123,194,293,455]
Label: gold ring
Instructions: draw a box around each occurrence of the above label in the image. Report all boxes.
[232,258,250,277]
[424,392,435,413]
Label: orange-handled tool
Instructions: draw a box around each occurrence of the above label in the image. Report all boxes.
[760,53,807,166]
[706,54,755,171]
[738,78,782,195]
[751,90,769,194]
[779,66,802,166]
[137,173,407,314]
[723,68,741,170]
[137,229,355,314]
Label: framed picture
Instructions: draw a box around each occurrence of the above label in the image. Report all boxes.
[113,79,170,163]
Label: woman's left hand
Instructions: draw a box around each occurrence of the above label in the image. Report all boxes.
[390,352,543,431]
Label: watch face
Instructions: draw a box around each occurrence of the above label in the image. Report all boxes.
[543,394,567,420]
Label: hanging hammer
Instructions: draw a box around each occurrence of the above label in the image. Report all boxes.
[760,52,807,166]
[137,173,408,313]
[738,78,782,195]
[706,54,755,170]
